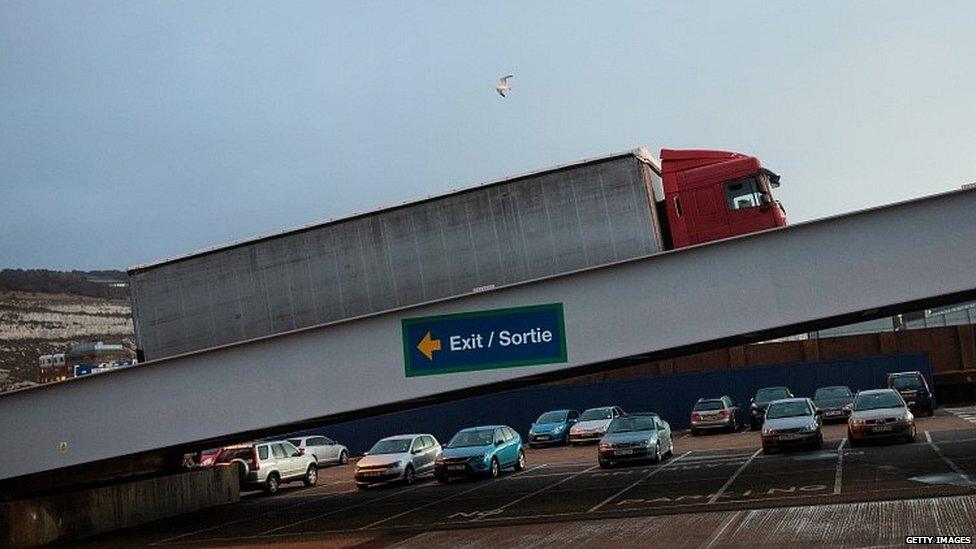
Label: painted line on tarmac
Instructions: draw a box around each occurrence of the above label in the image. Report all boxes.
[925,431,974,486]
[703,510,743,549]
[587,451,692,513]
[253,481,430,537]
[151,488,357,545]
[358,463,548,530]
[707,448,761,504]
[470,464,600,522]
[833,437,846,495]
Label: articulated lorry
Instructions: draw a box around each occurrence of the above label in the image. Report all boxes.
[128,148,787,361]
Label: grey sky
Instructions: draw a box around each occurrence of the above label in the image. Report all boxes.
[2,1,975,270]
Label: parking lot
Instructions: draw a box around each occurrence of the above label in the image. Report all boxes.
[82,410,976,548]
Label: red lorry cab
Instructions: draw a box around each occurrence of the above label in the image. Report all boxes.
[660,149,787,248]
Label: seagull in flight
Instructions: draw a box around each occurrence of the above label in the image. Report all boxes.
[495,74,514,97]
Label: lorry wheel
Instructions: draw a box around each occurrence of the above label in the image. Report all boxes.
[303,465,318,487]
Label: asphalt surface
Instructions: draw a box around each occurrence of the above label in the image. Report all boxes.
[80,409,976,548]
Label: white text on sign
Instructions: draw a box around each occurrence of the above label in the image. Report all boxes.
[449,328,554,351]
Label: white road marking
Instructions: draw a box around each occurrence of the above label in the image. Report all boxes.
[925,430,974,485]
[833,437,846,495]
[587,451,692,513]
[703,510,743,549]
[358,463,547,530]
[152,488,355,545]
[707,448,761,504]
[944,405,976,427]
[471,464,599,522]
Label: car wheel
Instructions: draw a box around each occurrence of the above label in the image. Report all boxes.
[303,465,318,487]
[599,459,612,469]
[762,445,771,455]
[489,457,500,478]
[436,475,449,484]
[690,428,698,437]
[847,430,858,447]
[403,465,415,485]
[652,442,662,463]
[233,460,249,487]
[814,434,823,451]
[356,483,368,490]
[514,450,526,472]
[339,450,348,465]
[264,473,280,495]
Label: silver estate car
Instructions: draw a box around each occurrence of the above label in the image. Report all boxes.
[216,440,318,495]
[286,435,349,467]
[848,389,916,445]
[354,434,441,489]
[761,398,823,454]
[598,414,673,468]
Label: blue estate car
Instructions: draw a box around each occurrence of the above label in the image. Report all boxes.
[527,409,580,446]
[434,425,525,482]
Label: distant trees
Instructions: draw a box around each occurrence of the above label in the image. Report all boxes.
[0,269,129,299]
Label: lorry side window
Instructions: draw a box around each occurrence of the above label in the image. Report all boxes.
[725,177,763,210]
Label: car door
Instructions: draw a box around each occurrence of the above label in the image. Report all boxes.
[504,427,519,465]
[270,443,290,478]
[409,437,426,472]
[309,437,328,464]
[656,417,671,451]
[423,436,440,474]
[322,437,340,462]
[280,442,303,479]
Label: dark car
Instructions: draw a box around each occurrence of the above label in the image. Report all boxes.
[690,396,741,435]
[750,386,794,430]
[813,386,855,422]
[886,371,935,416]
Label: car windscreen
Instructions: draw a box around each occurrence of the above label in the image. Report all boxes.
[447,429,495,448]
[216,448,252,464]
[536,411,569,424]
[755,388,790,403]
[814,387,852,399]
[580,408,612,421]
[369,439,412,454]
[606,417,655,433]
[765,401,812,419]
[693,401,724,411]
[855,391,905,411]
[891,376,925,391]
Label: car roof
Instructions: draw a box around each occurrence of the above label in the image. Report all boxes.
[540,409,573,414]
[696,397,726,402]
[582,406,615,411]
[757,386,790,391]
[815,385,851,390]
[768,397,809,405]
[857,388,899,395]
[625,412,660,417]
[380,434,428,441]
[888,371,923,377]
[459,425,507,431]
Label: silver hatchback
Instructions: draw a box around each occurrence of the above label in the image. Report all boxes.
[355,434,441,489]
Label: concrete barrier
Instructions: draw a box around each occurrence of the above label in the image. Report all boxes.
[0,466,238,547]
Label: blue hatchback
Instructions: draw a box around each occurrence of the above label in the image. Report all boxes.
[434,425,524,481]
[527,409,580,446]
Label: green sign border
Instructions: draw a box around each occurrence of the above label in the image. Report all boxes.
[402,303,568,377]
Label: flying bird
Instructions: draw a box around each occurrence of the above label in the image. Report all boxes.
[495,74,514,97]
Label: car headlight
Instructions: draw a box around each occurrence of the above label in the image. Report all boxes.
[553,424,565,433]
[637,439,651,447]
[385,463,400,471]
[901,411,913,421]
[762,426,773,436]
[850,418,866,426]
[598,442,613,451]
[801,422,818,433]
[435,457,444,465]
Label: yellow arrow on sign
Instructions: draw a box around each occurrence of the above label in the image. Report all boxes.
[417,331,442,361]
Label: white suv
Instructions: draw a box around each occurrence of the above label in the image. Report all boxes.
[216,440,318,495]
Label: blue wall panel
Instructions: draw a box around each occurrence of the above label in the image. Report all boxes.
[297,353,931,455]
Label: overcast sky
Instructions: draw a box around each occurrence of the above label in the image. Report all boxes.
[2,1,975,270]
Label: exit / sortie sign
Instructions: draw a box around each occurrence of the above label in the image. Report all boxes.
[401,303,567,377]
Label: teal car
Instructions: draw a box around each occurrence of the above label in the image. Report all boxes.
[528,409,580,446]
[434,425,525,481]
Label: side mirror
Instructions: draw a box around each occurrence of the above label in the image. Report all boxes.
[568,419,577,424]
[495,439,505,446]
[412,448,423,455]
[293,451,302,457]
